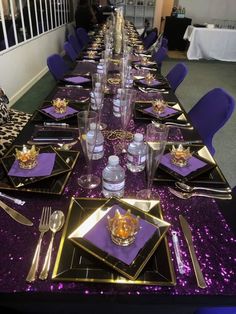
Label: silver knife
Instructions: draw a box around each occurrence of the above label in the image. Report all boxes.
[0,200,33,226]
[179,215,207,289]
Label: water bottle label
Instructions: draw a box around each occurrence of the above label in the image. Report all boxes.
[93,144,104,153]
[103,180,125,191]
[127,154,146,165]
[113,105,120,112]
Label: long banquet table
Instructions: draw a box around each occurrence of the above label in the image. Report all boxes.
[183,25,236,61]
[0,30,236,314]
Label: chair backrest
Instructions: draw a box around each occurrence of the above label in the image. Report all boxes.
[152,46,168,69]
[76,27,90,48]
[47,54,69,81]
[68,34,81,54]
[64,41,77,62]
[195,307,236,314]
[143,29,158,50]
[161,36,168,49]
[166,62,188,92]
[188,88,235,155]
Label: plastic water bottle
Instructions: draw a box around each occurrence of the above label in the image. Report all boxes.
[89,123,104,160]
[112,88,122,117]
[102,155,125,198]
[127,133,147,172]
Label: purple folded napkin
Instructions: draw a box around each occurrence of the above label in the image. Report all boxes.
[140,78,162,86]
[8,153,56,177]
[160,153,207,177]
[64,76,91,84]
[42,106,78,118]
[84,204,157,265]
[143,106,179,118]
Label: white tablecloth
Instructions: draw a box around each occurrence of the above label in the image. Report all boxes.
[183,25,236,62]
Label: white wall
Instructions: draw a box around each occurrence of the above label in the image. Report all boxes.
[178,0,236,24]
[0,25,73,106]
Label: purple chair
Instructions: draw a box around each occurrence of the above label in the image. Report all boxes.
[47,54,69,81]
[188,88,235,155]
[64,41,78,62]
[152,46,168,69]
[195,307,236,314]
[161,36,168,49]
[143,29,158,50]
[68,34,81,54]
[76,27,90,48]
[166,62,188,92]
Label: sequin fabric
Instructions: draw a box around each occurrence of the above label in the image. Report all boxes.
[0,61,235,297]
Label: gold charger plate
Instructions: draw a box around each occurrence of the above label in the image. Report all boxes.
[52,197,176,285]
[1,146,71,188]
[0,148,79,194]
[155,144,229,187]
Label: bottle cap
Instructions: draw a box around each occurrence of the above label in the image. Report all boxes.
[108,155,119,166]
[134,133,143,142]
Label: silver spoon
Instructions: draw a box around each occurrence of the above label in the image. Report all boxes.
[175,182,232,194]
[39,210,65,280]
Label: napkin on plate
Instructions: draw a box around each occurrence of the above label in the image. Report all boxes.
[8,153,56,177]
[83,204,157,265]
[139,78,162,86]
[64,76,91,84]
[142,106,179,118]
[42,106,78,118]
[160,153,207,177]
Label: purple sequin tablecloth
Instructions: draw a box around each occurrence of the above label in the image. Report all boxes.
[0,60,235,301]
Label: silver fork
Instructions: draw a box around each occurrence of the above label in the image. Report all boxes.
[168,187,232,200]
[26,206,51,283]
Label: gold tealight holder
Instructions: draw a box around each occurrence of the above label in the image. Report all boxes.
[87,50,96,59]
[170,144,192,167]
[52,98,68,114]
[15,145,39,170]
[141,56,148,65]
[107,209,140,246]
[152,99,167,115]
[145,72,155,85]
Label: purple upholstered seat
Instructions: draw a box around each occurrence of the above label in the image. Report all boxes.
[68,34,82,54]
[47,54,69,81]
[166,62,188,92]
[188,88,235,155]
[152,46,168,69]
[76,27,90,48]
[161,36,168,49]
[143,29,158,50]
[195,307,236,314]
[64,41,78,62]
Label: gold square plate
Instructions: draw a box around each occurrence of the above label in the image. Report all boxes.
[0,149,79,194]
[52,197,176,285]
[155,144,229,187]
[134,102,187,123]
[1,146,71,188]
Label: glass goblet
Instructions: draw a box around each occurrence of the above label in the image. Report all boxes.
[77,111,101,189]
[137,123,169,200]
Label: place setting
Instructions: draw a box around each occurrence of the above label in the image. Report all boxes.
[0,144,79,195]
[134,99,183,123]
[154,143,231,188]
[52,196,176,285]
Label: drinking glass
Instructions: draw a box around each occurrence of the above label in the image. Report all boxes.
[120,88,136,153]
[137,123,169,199]
[77,111,101,189]
[91,73,107,130]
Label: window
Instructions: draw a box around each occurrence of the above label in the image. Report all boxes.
[0,0,73,52]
